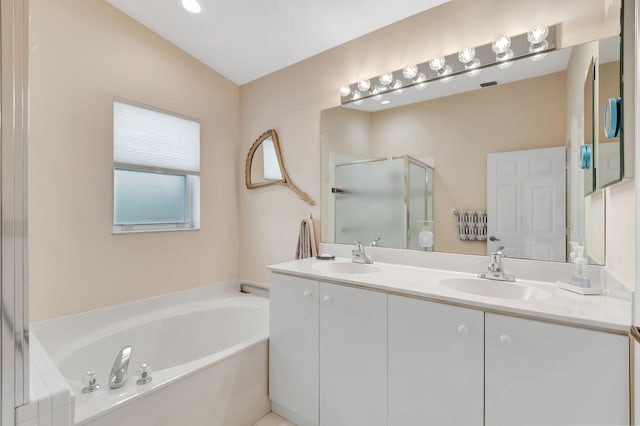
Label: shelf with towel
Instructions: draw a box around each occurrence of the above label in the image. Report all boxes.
[453,210,487,241]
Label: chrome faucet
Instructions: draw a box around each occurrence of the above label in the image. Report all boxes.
[109,346,132,389]
[370,237,382,247]
[478,247,515,282]
[352,241,373,264]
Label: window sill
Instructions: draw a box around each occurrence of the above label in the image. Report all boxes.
[112,226,200,235]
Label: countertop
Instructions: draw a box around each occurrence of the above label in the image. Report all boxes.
[268,258,632,333]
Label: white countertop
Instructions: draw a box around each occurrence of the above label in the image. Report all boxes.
[268,258,632,333]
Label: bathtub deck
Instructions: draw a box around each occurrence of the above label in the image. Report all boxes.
[254,412,295,426]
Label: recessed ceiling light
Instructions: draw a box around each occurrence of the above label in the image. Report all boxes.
[179,0,202,14]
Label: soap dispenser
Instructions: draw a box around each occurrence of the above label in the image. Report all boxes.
[558,244,602,295]
[569,245,590,288]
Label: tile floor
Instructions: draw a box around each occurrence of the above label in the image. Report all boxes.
[254,412,295,426]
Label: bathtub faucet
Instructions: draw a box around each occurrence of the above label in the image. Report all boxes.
[109,345,132,389]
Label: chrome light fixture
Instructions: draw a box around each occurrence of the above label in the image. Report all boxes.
[527,25,549,45]
[402,64,418,79]
[339,25,556,105]
[378,73,394,86]
[357,79,371,92]
[339,85,351,97]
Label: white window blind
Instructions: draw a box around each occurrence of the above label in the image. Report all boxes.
[114,100,200,173]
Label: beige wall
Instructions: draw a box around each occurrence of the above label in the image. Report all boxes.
[239,0,623,284]
[29,0,240,320]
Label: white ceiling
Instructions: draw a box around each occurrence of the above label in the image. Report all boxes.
[104,0,450,85]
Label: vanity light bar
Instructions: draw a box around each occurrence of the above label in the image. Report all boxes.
[339,25,557,105]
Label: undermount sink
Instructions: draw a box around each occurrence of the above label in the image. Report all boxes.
[438,277,550,301]
[313,261,381,274]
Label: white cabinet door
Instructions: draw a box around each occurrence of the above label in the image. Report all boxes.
[485,313,629,426]
[319,283,387,426]
[388,295,484,426]
[269,273,319,426]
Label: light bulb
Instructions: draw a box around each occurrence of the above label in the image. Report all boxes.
[467,68,482,77]
[339,85,351,97]
[391,80,403,90]
[429,56,446,71]
[531,52,548,62]
[529,40,549,54]
[414,73,427,83]
[458,47,476,64]
[351,91,361,100]
[403,64,418,79]
[357,79,371,92]
[438,65,452,77]
[378,73,393,86]
[492,36,511,55]
[180,0,202,14]
[496,49,514,62]
[527,25,549,45]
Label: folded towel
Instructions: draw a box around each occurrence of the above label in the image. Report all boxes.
[295,217,318,259]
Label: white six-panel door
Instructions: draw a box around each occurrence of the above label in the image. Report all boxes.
[487,146,566,261]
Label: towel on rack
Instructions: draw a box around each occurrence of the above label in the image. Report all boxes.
[295,217,318,259]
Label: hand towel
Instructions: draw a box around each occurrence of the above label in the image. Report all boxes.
[295,217,318,259]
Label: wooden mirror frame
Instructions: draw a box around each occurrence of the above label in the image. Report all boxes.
[245,129,316,205]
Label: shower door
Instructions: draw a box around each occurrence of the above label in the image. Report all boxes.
[1,0,30,424]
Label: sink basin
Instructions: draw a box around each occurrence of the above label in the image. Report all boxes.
[438,277,550,301]
[313,261,381,274]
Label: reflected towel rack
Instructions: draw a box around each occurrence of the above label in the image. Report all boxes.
[453,210,487,241]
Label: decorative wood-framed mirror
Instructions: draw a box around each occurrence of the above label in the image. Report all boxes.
[245,129,315,205]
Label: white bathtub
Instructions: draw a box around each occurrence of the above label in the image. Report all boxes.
[31,282,270,426]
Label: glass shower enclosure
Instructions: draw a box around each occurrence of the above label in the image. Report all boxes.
[333,155,434,250]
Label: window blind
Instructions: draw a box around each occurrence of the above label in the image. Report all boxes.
[114,100,200,173]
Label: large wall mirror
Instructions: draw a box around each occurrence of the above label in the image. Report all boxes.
[321,29,622,265]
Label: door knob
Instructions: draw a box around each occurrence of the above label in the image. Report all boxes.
[303,290,311,297]
[323,295,333,302]
[499,334,512,345]
[489,236,500,242]
[457,324,469,335]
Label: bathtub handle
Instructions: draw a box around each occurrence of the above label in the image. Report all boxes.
[303,290,312,297]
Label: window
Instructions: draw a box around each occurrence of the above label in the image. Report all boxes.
[113,100,200,233]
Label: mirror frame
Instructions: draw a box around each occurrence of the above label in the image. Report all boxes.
[245,129,316,205]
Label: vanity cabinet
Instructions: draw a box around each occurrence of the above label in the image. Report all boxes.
[270,272,630,426]
[269,273,387,426]
[387,295,484,426]
[485,313,629,426]
[269,273,319,426]
[319,282,387,426]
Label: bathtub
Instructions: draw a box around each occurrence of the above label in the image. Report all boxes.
[31,281,270,426]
